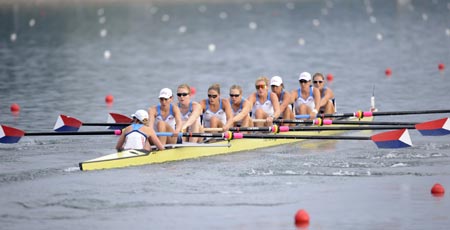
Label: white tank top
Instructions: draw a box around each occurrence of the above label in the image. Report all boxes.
[123,124,148,150]
[154,104,176,130]
[251,93,274,118]
[203,99,227,128]
[295,86,315,111]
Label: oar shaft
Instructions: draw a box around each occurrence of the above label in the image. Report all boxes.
[81,123,130,126]
[238,133,370,140]
[24,131,117,136]
[371,109,450,116]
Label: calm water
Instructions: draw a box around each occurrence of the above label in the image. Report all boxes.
[1,0,450,229]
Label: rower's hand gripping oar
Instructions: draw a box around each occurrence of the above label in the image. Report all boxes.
[54,113,132,132]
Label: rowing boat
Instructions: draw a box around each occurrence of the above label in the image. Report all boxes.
[79,116,373,171]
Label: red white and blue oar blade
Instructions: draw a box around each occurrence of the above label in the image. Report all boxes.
[54,115,82,132]
[0,125,25,144]
[415,118,450,136]
[371,129,412,148]
[107,113,132,130]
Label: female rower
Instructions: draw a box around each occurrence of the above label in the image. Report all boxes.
[115,109,165,152]
[312,72,336,114]
[291,72,321,119]
[148,88,183,145]
[247,76,281,127]
[176,84,203,143]
[200,83,233,130]
[270,76,294,122]
[223,84,253,130]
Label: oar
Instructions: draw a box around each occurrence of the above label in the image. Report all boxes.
[295,109,450,119]
[54,114,132,132]
[205,118,450,136]
[0,126,181,144]
[0,125,412,148]
[162,129,412,149]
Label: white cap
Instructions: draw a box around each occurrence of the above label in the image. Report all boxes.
[298,72,312,81]
[131,109,149,122]
[270,76,283,86]
[159,88,172,99]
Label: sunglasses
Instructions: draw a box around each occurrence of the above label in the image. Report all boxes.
[313,81,323,84]
[299,80,308,84]
[159,98,169,101]
[229,94,240,97]
[255,85,266,90]
[177,93,189,97]
[208,94,218,99]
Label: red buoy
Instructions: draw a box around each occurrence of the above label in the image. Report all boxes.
[190,86,196,96]
[438,63,445,71]
[10,103,20,113]
[105,94,114,104]
[326,73,334,81]
[431,183,445,197]
[294,209,310,227]
[385,68,392,77]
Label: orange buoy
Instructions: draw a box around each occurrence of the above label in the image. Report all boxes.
[438,63,445,71]
[326,73,334,81]
[10,103,20,113]
[105,94,114,104]
[431,183,445,197]
[294,209,310,227]
[385,68,392,76]
[190,86,196,96]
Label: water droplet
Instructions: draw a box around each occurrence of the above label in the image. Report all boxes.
[249,22,258,30]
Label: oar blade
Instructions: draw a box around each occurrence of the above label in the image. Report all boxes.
[371,129,412,148]
[415,118,450,136]
[107,113,132,130]
[0,125,25,144]
[54,115,82,132]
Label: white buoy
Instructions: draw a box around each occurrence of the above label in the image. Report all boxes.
[100,29,107,37]
[376,33,383,41]
[104,50,111,59]
[178,26,187,34]
[249,22,257,30]
[10,33,17,42]
[298,38,305,46]
[29,19,36,27]
[208,44,216,53]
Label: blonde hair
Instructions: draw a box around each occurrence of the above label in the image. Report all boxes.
[255,76,269,87]
[229,85,243,95]
[208,83,221,94]
[313,73,324,81]
[177,84,191,94]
